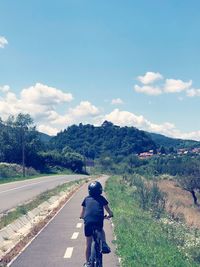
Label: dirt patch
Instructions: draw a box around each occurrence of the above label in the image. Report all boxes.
[158,180,200,228]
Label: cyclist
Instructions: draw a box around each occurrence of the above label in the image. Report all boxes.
[80,181,113,267]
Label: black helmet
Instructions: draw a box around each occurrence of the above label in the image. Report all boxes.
[88,181,103,196]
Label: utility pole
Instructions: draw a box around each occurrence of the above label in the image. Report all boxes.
[20,126,26,177]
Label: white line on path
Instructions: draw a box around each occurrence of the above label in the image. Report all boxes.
[71,232,79,239]
[64,247,74,258]
[7,187,82,267]
[76,222,82,228]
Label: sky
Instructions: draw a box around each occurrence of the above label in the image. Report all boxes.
[0,0,200,140]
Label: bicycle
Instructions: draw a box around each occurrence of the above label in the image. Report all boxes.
[90,226,103,267]
[89,215,111,267]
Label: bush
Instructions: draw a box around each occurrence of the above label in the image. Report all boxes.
[0,162,38,179]
[129,174,165,219]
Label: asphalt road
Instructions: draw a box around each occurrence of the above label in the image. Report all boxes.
[0,175,86,214]
[9,176,120,267]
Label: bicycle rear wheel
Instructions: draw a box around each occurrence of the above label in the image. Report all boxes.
[97,253,102,267]
[90,242,96,267]
[90,242,103,267]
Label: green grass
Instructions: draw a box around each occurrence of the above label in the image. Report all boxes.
[105,176,198,267]
[0,178,87,230]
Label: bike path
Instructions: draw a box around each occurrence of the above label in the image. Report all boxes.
[9,176,120,267]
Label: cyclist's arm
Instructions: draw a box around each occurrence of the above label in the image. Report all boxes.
[104,205,113,218]
[80,206,85,219]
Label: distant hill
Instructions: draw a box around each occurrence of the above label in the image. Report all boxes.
[42,122,200,158]
[49,121,157,159]
[38,132,53,143]
[147,132,199,149]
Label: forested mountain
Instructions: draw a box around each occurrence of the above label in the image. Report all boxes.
[49,121,157,159]
[38,132,53,143]
[148,132,199,150]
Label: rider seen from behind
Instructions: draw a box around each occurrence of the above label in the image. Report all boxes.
[80,181,113,267]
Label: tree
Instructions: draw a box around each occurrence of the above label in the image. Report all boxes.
[62,152,85,173]
[160,146,166,155]
[179,175,200,205]
[0,114,44,173]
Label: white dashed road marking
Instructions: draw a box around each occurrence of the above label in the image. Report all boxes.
[71,232,79,239]
[64,247,74,258]
[76,222,82,228]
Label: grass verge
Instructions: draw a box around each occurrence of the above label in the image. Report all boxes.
[0,170,73,185]
[105,176,199,267]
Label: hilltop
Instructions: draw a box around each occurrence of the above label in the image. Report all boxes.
[49,121,157,158]
[48,121,200,158]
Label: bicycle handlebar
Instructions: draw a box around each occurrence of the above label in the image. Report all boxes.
[79,214,113,220]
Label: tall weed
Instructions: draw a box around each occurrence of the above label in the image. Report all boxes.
[128,174,165,219]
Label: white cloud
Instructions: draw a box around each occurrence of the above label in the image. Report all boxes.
[98,108,200,141]
[186,88,200,97]
[0,83,74,127]
[134,72,195,96]
[69,101,100,117]
[164,79,192,93]
[21,83,73,105]
[103,109,175,135]
[0,84,101,135]
[103,109,148,128]
[134,85,162,95]
[111,98,124,105]
[0,83,199,140]
[137,72,163,84]
[178,130,200,141]
[0,85,10,93]
[0,36,8,48]
[37,124,59,136]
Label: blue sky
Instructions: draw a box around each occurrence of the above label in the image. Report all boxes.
[0,0,200,140]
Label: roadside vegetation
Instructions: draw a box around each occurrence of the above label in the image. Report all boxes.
[105,176,200,266]
[0,114,86,179]
[0,162,73,184]
[97,153,200,206]
[0,178,87,230]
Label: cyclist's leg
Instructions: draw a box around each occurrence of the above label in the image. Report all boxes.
[94,222,111,254]
[100,229,111,254]
[86,236,93,262]
[100,229,106,242]
[84,223,93,265]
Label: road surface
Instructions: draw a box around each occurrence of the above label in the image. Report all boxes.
[0,175,87,214]
[9,176,120,267]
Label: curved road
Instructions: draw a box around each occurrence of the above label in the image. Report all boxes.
[0,175,87,214]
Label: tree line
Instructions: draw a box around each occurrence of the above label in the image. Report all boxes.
[0,114,85,174]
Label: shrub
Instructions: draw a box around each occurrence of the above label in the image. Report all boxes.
[0,162,38,179]
[130,174,165,218]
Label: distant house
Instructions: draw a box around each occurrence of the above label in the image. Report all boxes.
[191,147,200,154]
[139,151,154,159]
[177,148,188,155]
